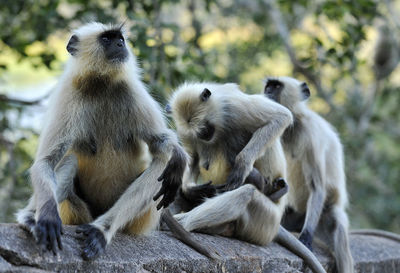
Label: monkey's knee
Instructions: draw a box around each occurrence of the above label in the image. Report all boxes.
[232,184,257,203]
[124,205,161,235]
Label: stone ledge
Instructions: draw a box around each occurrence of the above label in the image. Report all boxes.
[0,224,399,273]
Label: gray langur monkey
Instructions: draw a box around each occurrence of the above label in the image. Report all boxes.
[263,76,354,273]
[168,82,326,273]
[373,23,399,81]
[15,22,201,260]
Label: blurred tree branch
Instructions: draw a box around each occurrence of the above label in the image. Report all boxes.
[0,93,49,106]
[263,0,337,111]
[0,139,16,221]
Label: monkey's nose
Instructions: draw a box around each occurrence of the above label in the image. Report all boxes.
[117,42,123,47]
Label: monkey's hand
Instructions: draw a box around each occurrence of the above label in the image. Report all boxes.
[76,224,106,260]
[181,181,219,206]
[34,199,63,255]
[153,165,181,210]
[153,147,186,210]
[221,167,246,192]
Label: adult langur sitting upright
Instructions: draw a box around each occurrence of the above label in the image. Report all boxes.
[16,22,191,260]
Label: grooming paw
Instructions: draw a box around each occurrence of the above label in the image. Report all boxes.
[76,224,106,260]
[221,168,245,192]
[182,181,218,205]
[154,155,184,210]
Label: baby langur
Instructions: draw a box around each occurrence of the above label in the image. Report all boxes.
[263,76,354,273]
[168,83,326,273]
[15,22,202,260]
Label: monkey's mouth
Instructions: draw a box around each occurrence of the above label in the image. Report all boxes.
[109,54,128,63]
[197,122,215,141]
[107,50,128,63]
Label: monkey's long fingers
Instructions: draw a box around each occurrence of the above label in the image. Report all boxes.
[56,224,63,250]
[48,225,58,255]
[153,184,166,204]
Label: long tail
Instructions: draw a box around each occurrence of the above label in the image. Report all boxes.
[161,208,220,259]
[351,229,400,243]
[275,226,326,273]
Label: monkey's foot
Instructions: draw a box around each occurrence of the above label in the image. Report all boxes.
[76,224,106,260]
[18,214,36,234]
[299,230,313,252]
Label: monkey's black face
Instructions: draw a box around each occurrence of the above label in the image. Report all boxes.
[264,79,284,102]
[197,121,215,141]
[99,30,128,63]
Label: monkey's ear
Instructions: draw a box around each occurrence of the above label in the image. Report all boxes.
[300,82,310,100]
[67,35,79,56]
[200,88,212,101]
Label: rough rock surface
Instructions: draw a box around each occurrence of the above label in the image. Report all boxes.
[0,224,399,273]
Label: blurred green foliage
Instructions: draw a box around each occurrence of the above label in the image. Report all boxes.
[0,0,399,231]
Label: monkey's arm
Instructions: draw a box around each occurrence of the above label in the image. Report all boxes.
[77,131,186,260]
[29,138,72,254]
[298,151,327,251]
[224,99,293,191]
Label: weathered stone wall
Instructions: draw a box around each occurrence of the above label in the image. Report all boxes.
[0,224,399,273]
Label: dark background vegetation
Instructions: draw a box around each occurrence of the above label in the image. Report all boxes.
[0,0,399,232]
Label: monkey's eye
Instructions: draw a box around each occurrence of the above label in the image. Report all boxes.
[102,36,111,44]
[265,80,282,93]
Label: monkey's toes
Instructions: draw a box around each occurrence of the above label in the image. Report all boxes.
[76,224,106,260]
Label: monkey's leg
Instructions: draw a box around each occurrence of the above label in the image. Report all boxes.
[316,206,354,273]
[77,133,185,260]
[242,191,326,273]
[55,154,93,225]
[174,184,257,233]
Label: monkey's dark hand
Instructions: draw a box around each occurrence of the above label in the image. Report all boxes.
[182,181,219,206]
[76,224,106,260]
[221,168,246,192]
[154,166,181,210]
[34,199,63,255]
[153,147,186,210]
